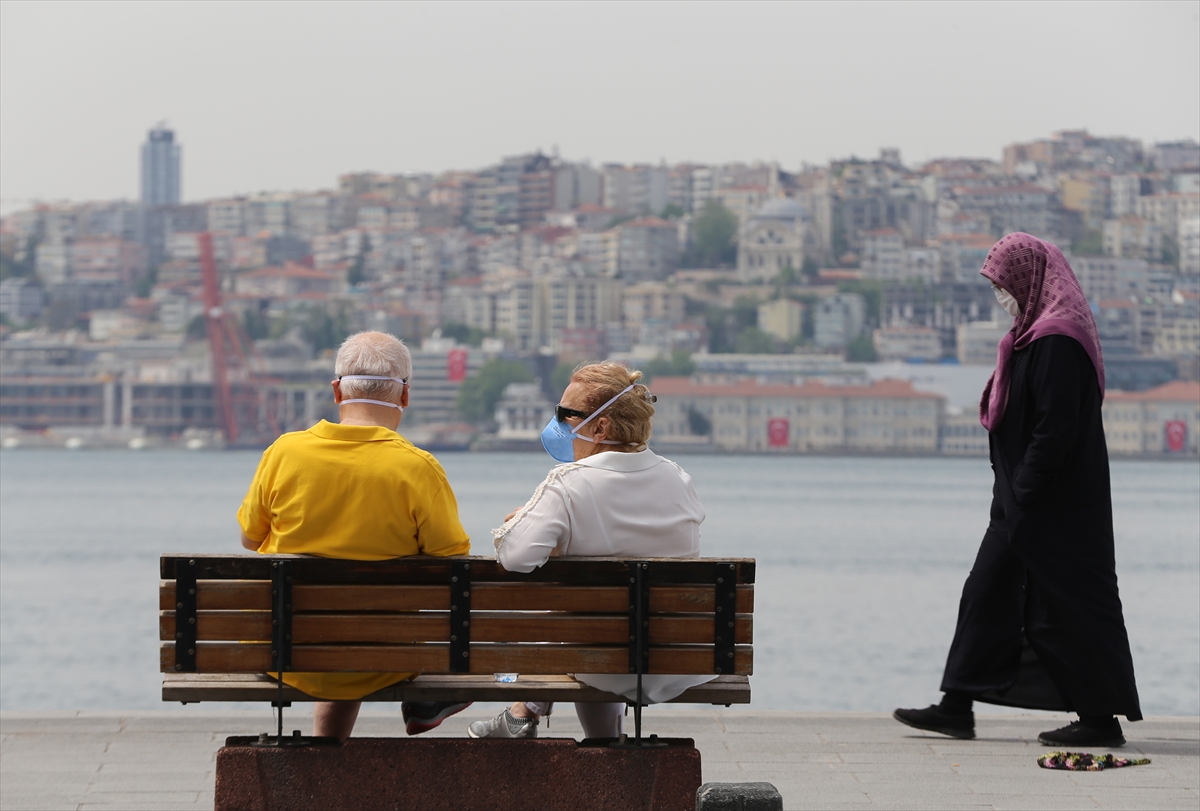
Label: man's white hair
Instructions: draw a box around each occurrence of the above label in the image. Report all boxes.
[335,331,412,401]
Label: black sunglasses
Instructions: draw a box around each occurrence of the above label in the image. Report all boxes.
[554,405,591,423]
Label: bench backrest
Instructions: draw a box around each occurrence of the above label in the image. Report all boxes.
[160,555,754,678]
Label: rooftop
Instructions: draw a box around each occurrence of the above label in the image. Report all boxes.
[651,377,943,400]
[1107,380,1200,403]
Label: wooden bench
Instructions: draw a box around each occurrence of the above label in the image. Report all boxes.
[160,553,754,738]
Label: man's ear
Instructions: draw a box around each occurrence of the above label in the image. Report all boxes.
[332,379,343,405]
[401,384,410,408]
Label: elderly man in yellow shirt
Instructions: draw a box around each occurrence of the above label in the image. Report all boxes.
[238,330,472,741]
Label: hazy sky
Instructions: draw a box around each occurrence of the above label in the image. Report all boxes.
[1,1,1197,211]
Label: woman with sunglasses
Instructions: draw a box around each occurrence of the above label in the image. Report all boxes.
[467,361,711,740]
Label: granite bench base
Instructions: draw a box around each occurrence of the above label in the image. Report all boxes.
[215,736,702,811]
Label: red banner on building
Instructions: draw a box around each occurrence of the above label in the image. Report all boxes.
[767,418,790,448]
[446,348,468,383]
[1165,420,1187,453]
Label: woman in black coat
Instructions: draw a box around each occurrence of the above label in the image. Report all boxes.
[895,233,1141,747]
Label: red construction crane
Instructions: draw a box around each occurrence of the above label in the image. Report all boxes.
[198,232,279,446]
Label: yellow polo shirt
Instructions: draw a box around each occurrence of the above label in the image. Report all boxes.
[238,419,470,700]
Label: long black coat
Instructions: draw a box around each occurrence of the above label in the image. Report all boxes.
[941,334,1142,720]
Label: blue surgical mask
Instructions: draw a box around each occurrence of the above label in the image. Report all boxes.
[337,374,408,411]
[540,384,636,463]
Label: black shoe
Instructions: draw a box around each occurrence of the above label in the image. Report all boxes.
[893,705,976,739]
[1038,718,1125,748]
[402,701,473,735]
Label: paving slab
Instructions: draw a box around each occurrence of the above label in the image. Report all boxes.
[1,710,1195,811]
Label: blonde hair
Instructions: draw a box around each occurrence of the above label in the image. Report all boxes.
[335,331,411,401]
[571,360,655,449]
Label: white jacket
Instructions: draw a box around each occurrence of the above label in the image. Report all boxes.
[493,448,715,703]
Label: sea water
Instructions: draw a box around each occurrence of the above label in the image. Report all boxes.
[1,449,1196,715]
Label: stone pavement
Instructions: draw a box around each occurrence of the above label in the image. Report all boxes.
[1,709,1196,810]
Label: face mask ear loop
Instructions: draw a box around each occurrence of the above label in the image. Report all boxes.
[570,384,636,438]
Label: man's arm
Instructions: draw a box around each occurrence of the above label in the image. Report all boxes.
[237,446,274,552]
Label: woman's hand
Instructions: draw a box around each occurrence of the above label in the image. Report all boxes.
[504,507,522,523]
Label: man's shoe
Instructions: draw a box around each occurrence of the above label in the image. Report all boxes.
[467,708,538,739]
[893,705,976,739]
[402,701,472,736]
[1038,718,1125,748]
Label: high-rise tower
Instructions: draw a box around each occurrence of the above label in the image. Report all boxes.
[140,123,181,206]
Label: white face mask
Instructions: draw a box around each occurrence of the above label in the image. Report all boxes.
[992,285,1022,318]
[337,374,408,411]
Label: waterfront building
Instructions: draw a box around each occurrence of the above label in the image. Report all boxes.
[405,344,485,426]
[1102,380,1200,456]
[650,377,941,453]
[940,410,989,456]
[140,125,181,207]
[494,382,554,441]
[873,326,942,362]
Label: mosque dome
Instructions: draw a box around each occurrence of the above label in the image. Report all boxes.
[753,197,808,221]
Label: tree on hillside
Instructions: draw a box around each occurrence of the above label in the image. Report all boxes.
[704,295,761,353]
[735,326,776,354]
[1071,230,1104,257]
[0,237,38,282]
[641,350,695,382]
[846,334,878,362]
[550,360,576,399]
[441,322,490,347]
[837,280,883,328]
[456,358,534,424]
[684,200,738,268]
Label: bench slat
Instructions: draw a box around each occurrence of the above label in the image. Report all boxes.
[162,672,752,705]
[160,642,753,676]
[159,581,755,613]
[160,610,753,645]
[162,555,756,585]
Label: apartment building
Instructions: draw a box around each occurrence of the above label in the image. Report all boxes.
[1103,217,1162,262]
[602,165,669,215]
[1136,193,1200,240]
[616,218,679,281]
[873,326,942,361]
[956,320,1011,365]
[814,294,865,349]
[757,298,804,342]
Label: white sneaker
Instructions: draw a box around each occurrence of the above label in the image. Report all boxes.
[467,708,538,739]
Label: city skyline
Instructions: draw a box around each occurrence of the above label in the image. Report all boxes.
[1,1,1198,212]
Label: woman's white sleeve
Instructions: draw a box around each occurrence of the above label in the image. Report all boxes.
[493,472,572,573]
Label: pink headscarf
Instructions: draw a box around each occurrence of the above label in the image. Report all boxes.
[978,233,1105,432]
